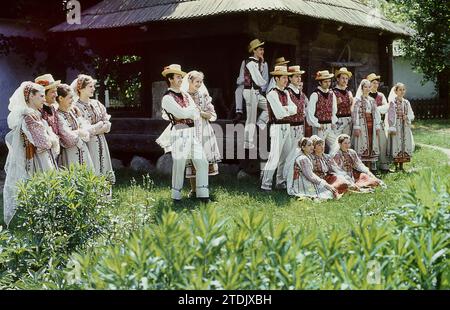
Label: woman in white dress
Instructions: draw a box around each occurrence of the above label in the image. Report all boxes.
[181,71,221,196]
[286,137,338,200]
[351,79,381,170]
[71,74,115,183]
[3,82,59,226]
[56,84,93,169]
[387,83,415,171]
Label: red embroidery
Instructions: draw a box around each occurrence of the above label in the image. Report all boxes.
[314,91,333,123]
[41,106,59,135]
[243,58,262,89]
[293,162,300,180]
[286,89,305,123]
[333,88,352,117]
[168,92,194,126]
[268,89,289,123]
[375,93,383,107]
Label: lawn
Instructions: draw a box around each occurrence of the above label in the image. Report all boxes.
[413,119,450,148]
[1,119,450,234]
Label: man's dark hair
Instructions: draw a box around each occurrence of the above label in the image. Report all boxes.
[166,73,175,87]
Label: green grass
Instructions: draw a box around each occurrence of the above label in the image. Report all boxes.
[412,119,450,148]
[110,145,450,237]
[1,119,449,233]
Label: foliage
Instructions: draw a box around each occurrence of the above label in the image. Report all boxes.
[62,170,449,289]
[364,0,450,84]
[0,165,113,288]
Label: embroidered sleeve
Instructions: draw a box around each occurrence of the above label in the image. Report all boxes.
[373,100,382,130]
[57,113,80,148]
[352,100,361,130]
[162,94,199,120]
[405,100,415,123]
[300,156,326,186]
[387,101,397,132]
[23,115,52,152]
[351,149,370,173]
[377,94,389,114]
[204,95,217,122]
[286,91,298,116]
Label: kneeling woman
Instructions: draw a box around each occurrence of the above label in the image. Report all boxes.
[333,134,384,189]
[3,82,60,225]
[286,137,339,200]
[310,135,354,195]
[56,84,94,169]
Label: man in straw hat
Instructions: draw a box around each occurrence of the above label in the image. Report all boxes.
[267,56,290,92]
[367,73,390,172]
[333,67,354,136]
[234,38,269,149]
[261,66,297,191]
[307,70,339,154]
[35,74,61,137]
[286,65,308,148]
[160,64,210,203]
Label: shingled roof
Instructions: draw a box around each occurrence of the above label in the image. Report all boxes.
[50,0,411,35]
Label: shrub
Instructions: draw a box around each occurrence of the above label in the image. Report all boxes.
[62,170,449,290]
[0,165,113,287]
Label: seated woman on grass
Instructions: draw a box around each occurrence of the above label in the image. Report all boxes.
[333,134,384,191]
[286,137,340,200]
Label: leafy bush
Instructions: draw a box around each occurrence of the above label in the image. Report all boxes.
[63,170,449,289]
[0,165,113,287]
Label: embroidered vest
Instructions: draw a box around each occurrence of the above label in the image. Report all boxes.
[286,87,306,124]
[314,89,333,123]
[244,58,263,90]
[268,88,290,124]
[333,87,352,117]
[165,90,194,127]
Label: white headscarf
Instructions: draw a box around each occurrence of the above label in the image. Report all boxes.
[181,70,209,96]
[355,79,371,100]
[3,82,44,226]
[70,77,80,103]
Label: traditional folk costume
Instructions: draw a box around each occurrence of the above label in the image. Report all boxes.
[307,71,338,154]
[72,81,115,184]
[333,149,381,189]
[261,66,297,191]
[367,73,390,171]
[387,89,415,164]
[180,75,221,178]
[267,57,290,93]
[286,151,334,200]
[310,153,353,194]
[56,109,94,169]
[352,82,381,166]
[236,39,269,149]
[3,82,59,226]
[160,65,209,200]
[333,68,354,136]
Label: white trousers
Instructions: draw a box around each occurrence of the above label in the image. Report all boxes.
[335,116,352,136]
[282,124,305,181]
[261,123,292,190]
[243,89,268,149]
[171,127,209,200]
[313,124,338,155]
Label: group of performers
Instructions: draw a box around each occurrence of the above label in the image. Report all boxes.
[3,74,115,226]
[2,38,417,223]
[157,38,415,201]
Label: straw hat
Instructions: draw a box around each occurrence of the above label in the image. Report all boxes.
[315,70,334,81]
[288,65,305,75]
[161,64,187,78]
[275,57,290,66]
[270,66,291,76]
[335,67,353,78]
[248,38,265,53]
[34,74,61,90]
[366,73,381,82]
